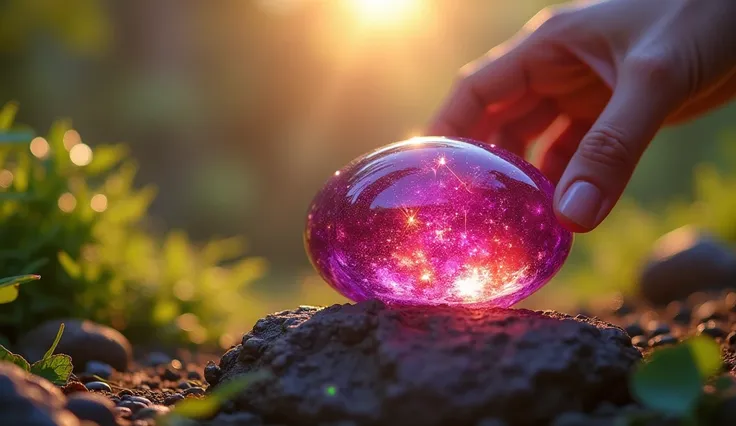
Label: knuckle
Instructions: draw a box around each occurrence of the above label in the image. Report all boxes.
[624,52,679,87]
[529,6,576,38]
[578,126,633,170]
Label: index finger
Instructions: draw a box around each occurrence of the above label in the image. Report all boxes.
[427,43,530,138]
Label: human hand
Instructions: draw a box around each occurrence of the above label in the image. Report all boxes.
[428,0,736,232]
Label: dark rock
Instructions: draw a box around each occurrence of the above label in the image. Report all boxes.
[85,381,112,392]
[17,319,132,371]
[0,362,79,426]
[177,381,192,389]
[65,392,117,426]
[163,393,185,406]
[145,352,171,367]
[631,336,648,349]
[666,301,691,324]
[646,322,670,338]
[209,412,263,425]
[217,301,641,426]
[132,405,170,420]
[476,419,508,426]
[183,386,206,396]
[649,334,678,347]
[204,361,222,385]
[84,361,114,380]
[125,395,152,406]
[161,367,181,381]
[117,400,147,413]
[728,331,736,347]
[697,321,727,339]
[117,389,133,398]
[187,371,202,380]
[639,227,736,306]
[623,323,644,337]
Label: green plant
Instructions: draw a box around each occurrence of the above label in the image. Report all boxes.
[159,370,271,425]
[623,336,731,425]
[0,101,267,347]
[0,323,72,385]
[0,274,39,304]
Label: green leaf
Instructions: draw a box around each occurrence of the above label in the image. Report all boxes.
[169,371,270,420]
[0,344,30,371]
[0,274,41,288]
[0,285,20,304]
[687,336,722,380]
[0,101,18,130]
[58,251,82,279]
[631,337,722,417]
[85,144,128,175]
[43,323,65,360]
[631,342,702,416]
[30,354,73,386]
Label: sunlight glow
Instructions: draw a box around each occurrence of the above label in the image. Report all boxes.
[348,0,422,27]
[30,137,50,159]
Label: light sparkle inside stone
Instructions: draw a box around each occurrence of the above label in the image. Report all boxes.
[304,137,573,307]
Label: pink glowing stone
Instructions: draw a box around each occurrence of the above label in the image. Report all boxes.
[304,137,573,307]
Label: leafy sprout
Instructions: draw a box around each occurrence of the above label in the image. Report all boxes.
[0,323,73,386]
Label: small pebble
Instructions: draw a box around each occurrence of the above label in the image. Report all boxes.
[118,389,133,397]
[164,393,185,405]
[204,361,221,385]
[85,360,114,380]
[115,406,132,419]
[177,381,192,390]
[624,323,644,337]
[86,381,112,392]
[646,322,670,338]
[187,371,202,380]
[697,321,727,338]
[161,367,181,381]
[727,331,736,347]
[631,335,648,349]
[146,351,171,366]
[650,334,678,347]
[669,302,692,324]
[133,405,171,420]
[65,393,117,426]
[127,395,152,406]
[183,386,206,396]
[171,359,183,370]
[118,400,148,413]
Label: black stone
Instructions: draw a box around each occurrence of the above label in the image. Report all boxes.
[217,301,641,426]
[164,393,185,406]
[0,363,72,426]
[85,381,112,392]
[697,321,727,339]
[183,386,206,396]
[118,400,147,413]
[624,323,644,337]
[133,405,170,420]
[631,336,648,349]
[187,371,202,380]
[650,334,678,347]
[647,322,670,338]
[205,361,222,385]
[84,361,114,380]
[65,393,117,426]
[639,227,736,306]
[161,367,181,381]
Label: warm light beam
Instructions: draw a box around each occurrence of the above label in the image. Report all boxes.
[348,0,421,27]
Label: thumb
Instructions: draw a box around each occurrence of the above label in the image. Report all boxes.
[554,55,682,232]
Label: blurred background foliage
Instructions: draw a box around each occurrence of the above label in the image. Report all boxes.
[0,0,735,346]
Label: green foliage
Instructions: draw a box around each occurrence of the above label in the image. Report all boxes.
[0,102,266,346]
[160,371,271,425]
[631,337,721,418]
[0,274,40,304]
[0,323,73,385]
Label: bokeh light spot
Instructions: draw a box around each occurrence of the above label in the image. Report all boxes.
[90,194,108,212]
[30,137,50,159]
[63,130,82,151]
[70,143,93,166]
[0,170,13,188]
[58,192,77,213]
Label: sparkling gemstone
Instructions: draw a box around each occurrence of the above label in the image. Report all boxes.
[304,137,573,307]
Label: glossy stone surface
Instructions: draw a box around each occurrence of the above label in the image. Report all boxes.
[304,137,572,307]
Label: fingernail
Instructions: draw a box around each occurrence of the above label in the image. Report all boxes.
[558,181,603,229]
